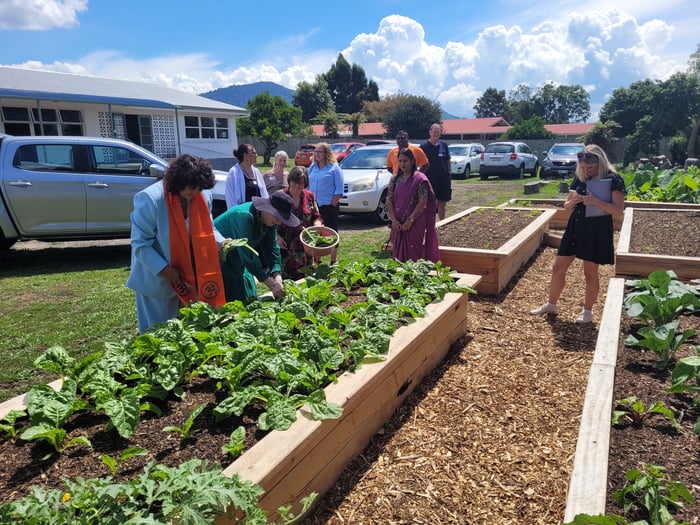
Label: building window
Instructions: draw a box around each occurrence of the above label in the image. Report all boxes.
[1,106,84,136]
[184,115,229,140]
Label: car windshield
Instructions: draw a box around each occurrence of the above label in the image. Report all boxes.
[339,148,389,169]
[449,146,469,156]
[331,144,346,153]
[550,145,584,156]
[486,144,514,153]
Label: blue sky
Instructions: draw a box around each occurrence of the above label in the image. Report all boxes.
[0,0,698,120]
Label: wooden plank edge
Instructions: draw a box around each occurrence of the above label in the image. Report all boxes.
[563,278,626,521]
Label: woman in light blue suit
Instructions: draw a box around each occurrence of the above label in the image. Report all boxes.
[127,155,224,333]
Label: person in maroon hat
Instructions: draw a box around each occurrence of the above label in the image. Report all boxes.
[214,190,300,302]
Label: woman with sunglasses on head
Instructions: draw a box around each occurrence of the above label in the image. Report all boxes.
[531,144,625,324]
[225,143,268,209]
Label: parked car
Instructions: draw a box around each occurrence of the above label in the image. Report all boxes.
[330,142,365,162]
[448,143,484,179]
[294,144,316,167]
[338,143,394,224]
[480,142,539,180]
[0,134,227,249]
[364,139,392,146]
[541,142,584,179]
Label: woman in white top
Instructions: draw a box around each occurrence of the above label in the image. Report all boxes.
[262,150,289,193]
[225,143,268,208]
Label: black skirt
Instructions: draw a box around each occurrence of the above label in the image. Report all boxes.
[557,203,615,265]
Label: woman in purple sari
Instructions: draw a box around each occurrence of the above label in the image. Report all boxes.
[386,147,440,262]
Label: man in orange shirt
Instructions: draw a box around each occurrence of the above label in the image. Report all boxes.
[386,130,429,175]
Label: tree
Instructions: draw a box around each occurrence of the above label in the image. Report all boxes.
[533,83,590,124]
[473,88,508,118]
[382,94,442,139]
[312,110,343,138]
[580,121,621,151]
[506,84,537,124]
[346,112,366,137]
[686,43,700,158]
[500,116,553,140]
[599,80,657,137]
[292,77,334,123]
[237,92,303,164]
[322,54,378,115]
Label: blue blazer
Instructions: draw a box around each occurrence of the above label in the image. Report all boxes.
[126,181,223,299]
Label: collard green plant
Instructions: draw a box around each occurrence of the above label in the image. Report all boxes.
[0,409,26,439]
[613,463,695,525]
[668,347,700,437]
[622,164,700,203]
[624,320,696,370]
[163,402,208,440]
[624,270,700,327]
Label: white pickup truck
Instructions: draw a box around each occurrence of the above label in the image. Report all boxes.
[0,135,227,249]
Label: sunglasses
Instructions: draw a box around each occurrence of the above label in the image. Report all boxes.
[577,151,599,163]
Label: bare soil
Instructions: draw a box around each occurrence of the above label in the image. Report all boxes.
[437,208,542,249]
[2,186,698,523]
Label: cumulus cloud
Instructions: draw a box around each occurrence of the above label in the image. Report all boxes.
[0,0,87,30]
[2,6,689,120]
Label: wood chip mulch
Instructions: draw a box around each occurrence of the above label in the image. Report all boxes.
[303,245,616,524]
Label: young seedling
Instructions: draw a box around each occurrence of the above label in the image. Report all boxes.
[101,447,148,476]
[611,396,680,429]
[221,426,246,458]
[162,402,207,441]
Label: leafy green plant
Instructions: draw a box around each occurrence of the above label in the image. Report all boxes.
[221,237,258,259]
[622,164,700,203]
[624,270,700,327]
[0,409,26,439]
[301,228,338,247]
[163,402,207,440]
[613,463,695,525]
[221,425,246,458]
[611,396,680,429]
[564,514,632,525]
[20,378,92,455]
[667,347,700,437]
[624,320,695,370]
[0,459,316,524]
[100,446,148,476]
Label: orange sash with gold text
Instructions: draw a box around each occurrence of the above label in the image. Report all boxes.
[166,191,225,307]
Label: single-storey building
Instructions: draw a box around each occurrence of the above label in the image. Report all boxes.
[0,66,247,168]
[311,117,594,142]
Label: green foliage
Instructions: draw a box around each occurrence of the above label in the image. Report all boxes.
[624,320,696,370]
[621,165,700,203]
[500,116,554,140]
[474,87,508,118]
[221,426,246,458]
[382,93,443,139]
[0,459,314,524]
[611,396,680,429]
[564,514,633,525]
[163,402,208,440]
[100,447,148,476]
[292,77,334,122]
[668,347,700,437]
[624,271,700,326]
[580,120,621,151]
[613,463,695,525]
[238,92,303,163]
[0,409,26,438]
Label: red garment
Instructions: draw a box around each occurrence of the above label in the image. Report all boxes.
[166,191,225,307]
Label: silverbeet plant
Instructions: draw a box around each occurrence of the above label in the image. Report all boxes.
[611,396,680,430]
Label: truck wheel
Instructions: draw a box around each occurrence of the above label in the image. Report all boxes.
[0,231,16,250]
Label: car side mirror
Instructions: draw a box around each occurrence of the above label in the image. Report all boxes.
[149,164,165,178]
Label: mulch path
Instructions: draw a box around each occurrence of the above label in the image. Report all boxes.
[1,207,698,524]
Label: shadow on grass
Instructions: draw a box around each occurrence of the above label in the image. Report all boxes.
[0,241,131,277]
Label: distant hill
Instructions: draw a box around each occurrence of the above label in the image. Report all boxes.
[200,81,293,108]
[201,81,461,119]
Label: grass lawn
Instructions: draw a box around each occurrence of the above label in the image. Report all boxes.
[0,175,564,402]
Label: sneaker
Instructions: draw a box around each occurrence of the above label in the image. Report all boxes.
[530,303,559,315]
[576,309,593,324]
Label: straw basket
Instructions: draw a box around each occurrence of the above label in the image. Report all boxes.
[300,226,339,257]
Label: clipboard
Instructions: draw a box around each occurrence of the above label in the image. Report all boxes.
[585,178,612,217]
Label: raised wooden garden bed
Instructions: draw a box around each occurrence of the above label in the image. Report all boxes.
[563,278,625,520]
[616,208,700,281]
[436,206,556,295]
[0,273,482,522]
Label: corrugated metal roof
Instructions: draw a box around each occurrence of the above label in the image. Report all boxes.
[0,66,248,115]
